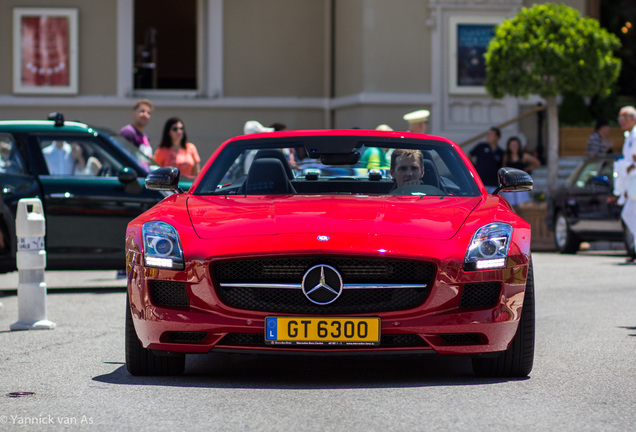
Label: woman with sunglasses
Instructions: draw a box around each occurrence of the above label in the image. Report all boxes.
[154,117,201,178]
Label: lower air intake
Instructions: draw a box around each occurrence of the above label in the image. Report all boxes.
[217,333,429,349]
[459,282,501,308]
[149,280,189,307]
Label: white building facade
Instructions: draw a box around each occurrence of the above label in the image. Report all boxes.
[0,0,588,161]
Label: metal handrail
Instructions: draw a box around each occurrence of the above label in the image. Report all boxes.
[458,104,546,148]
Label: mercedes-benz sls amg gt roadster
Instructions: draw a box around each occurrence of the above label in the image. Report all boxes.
[125,129,535,377]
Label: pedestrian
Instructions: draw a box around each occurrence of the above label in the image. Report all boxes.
[153,117,201,178]
[586,118,613,158]
[469,127,504,193]
[403,110,430,134]
[70,141,102,176]
[42,140,74,175]
[269,122,287,131]
[501,136,540,211]
[0,138,19,174]
[359,124,393,170]
[120,99,154,158]
[615,106,636,261]
[242,121,275,172]
[243,120,274,135]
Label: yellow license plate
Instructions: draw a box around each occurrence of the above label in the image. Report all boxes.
[265,317,380,346]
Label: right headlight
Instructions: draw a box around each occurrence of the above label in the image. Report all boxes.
[142,221,185,270]
[464,223,512,271]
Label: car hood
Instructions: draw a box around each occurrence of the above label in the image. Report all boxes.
[187,195,481,241]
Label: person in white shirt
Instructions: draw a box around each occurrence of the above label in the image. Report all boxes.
[42,140,74,175]
[616,106,636,261]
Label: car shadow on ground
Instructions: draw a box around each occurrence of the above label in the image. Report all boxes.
[93,352,528,389]
[574,250,636,265]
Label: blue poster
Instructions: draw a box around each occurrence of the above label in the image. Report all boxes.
[457,24,496,86]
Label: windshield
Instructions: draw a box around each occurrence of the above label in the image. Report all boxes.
[107,133,161,173]
[194,137,480,197]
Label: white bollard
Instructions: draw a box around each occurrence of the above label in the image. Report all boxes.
[10,198,55,330]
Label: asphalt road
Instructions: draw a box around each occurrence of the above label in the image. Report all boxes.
[0,251,635,431]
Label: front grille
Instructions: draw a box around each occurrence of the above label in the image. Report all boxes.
[459,282,501,308]
[149,280,189,307]
[213,257,435,314]
[214,257,434,282]
[218,333,429,349]
[439,333,483,345]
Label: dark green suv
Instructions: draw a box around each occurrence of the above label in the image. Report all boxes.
[0,114,189,274]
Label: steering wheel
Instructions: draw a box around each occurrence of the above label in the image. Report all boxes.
[390,184,445,196]
[97,164,111,176]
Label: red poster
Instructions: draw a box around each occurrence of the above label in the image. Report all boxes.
[21,16,70,87]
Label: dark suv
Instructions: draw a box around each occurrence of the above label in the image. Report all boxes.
[0,114,189,273]
[545,154,635,256]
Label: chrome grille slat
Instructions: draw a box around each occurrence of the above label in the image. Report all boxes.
[220,283,427,290]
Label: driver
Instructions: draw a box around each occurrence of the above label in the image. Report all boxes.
[390,149,424,188]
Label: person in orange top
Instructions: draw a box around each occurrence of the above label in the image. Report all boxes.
[154,117,201,178]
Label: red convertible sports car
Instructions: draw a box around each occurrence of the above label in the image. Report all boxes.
[125,129,535,377]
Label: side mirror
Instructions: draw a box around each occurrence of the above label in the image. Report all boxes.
[493,167,533,194]
[145,167,183,193]
[118,167,138,183]
[118,167,142,194]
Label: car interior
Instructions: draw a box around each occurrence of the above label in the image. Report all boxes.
[190,135,482,198]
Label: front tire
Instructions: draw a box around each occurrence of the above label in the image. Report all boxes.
[472,259,535,378]
[125,297,185,376]
[554,212,580,254]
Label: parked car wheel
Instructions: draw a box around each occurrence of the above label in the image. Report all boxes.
[554,212,580,254]
[472,259,535,377]
[125,297,185,376]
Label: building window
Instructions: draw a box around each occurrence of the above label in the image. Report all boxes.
[133,0,197,90]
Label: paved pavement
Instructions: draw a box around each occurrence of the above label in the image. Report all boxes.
[0,270,127,292]
[0,251,635,431]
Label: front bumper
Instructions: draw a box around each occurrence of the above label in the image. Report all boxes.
[127,256,528,357]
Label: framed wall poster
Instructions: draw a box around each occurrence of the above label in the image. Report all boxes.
[13,8,78,94]
[448,15,505,95]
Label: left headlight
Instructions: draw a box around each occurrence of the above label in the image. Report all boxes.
[464,223,512,271]
[142,221,185,270]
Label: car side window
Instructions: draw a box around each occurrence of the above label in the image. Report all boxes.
[574,162,599,188]
[598,160,614,182]
[38,137,125,177]
[0,134,26,175]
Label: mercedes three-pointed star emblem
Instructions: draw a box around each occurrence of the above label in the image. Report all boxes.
[301,264,343,305]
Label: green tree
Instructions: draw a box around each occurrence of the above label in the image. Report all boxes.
[485,3,621,197]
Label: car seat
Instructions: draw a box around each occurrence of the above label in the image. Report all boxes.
[253,149,294,179]
[421,159,442,189]
[244,158,296,194]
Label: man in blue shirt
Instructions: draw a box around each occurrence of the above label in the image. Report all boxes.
[469,127,503,193]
